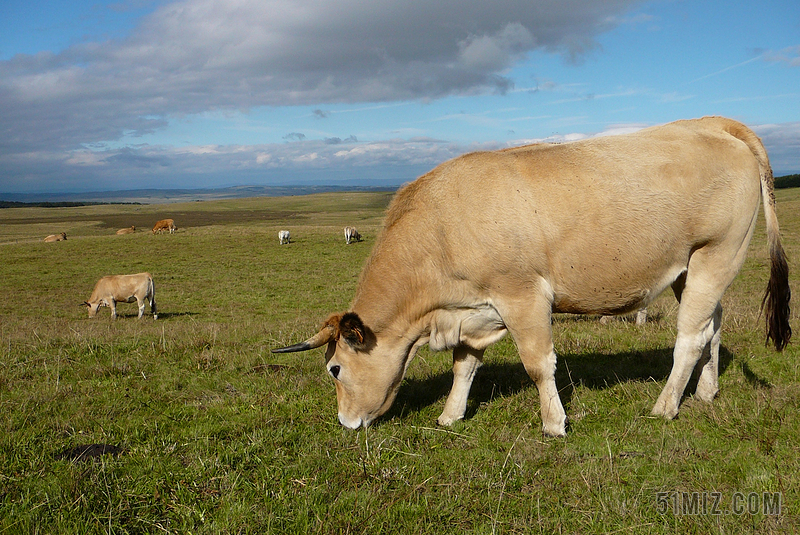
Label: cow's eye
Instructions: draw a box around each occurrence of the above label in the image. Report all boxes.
[329,365,341,379]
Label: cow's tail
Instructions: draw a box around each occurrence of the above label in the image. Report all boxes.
[148,275,158,320]
[724,120,792,351]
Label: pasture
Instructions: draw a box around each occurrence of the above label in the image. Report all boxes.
[1,189,798,533]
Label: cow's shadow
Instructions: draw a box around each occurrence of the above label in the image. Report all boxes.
[111,311,197,320]
[387,345,742,423]
[153,311,198,320]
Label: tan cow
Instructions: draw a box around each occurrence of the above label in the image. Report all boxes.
[344,226,362,244]
[273,117,791,437]
[152,219,176,234]
[82,273,157,319]
[116,226,136,235]
[44,232,67,242]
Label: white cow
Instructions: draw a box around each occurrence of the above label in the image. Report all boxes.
[344,226,362,244]
[278,230,291,245]
[82,273,157,319]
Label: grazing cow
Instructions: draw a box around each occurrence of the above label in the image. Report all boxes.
[152,219,176,234]
[278,230,291,245]
[273,117,791,436]
[344,226,362,244]
[116,226,136,235]
[44,232,67,242]
[600,308,648,326]
[82,273,157,319]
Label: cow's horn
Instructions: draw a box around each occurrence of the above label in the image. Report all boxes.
[272,325,336,354]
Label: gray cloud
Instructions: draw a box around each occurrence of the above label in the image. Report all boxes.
[0,0,642,157]
[753,122,800,174]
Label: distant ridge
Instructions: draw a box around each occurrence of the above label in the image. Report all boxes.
[1,184,398,205]
[4,175,796,205]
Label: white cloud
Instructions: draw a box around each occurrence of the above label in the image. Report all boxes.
[764,45,800,67]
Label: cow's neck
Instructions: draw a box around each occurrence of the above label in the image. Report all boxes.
[350,234,443,344]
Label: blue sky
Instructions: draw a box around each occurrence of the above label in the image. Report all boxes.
[1,0,798,194]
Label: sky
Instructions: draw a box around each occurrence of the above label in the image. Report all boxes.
[1,0,799,194]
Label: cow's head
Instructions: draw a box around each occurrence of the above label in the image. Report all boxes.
[273,313,408,428]
[81,301,102,318]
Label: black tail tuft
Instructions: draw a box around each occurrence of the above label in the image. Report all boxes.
[761,243,792,351]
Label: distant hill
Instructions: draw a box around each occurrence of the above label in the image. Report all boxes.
[0,200,141,209]
[2,175,796,207]
[775,174,800,189]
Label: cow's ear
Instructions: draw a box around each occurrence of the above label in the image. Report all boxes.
[80,301,90,307]
[339,312,368,350]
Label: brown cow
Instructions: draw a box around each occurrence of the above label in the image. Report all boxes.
[44,232,67,242]
[273,117,791,437]
[82,273,157,319]
[116,226,136,235]
[152,219,176,234]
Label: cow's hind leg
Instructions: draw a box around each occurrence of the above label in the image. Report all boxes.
[669,274,721,402]
[137,298,146,319]
[150,296,158,320]
[694,303,722,402]
[653,252,740,419]
[438,346,484,426]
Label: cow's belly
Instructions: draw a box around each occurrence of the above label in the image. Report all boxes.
[550,263,686,315]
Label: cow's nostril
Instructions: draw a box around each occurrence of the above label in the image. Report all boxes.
[329,365,341,379]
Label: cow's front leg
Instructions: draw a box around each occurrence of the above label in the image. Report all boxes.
[110,300,118,319]
[501,292,567,436]
[437,346,484,426]
[523,345,566,437]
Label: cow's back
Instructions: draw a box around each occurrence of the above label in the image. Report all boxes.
[370,117,764,315]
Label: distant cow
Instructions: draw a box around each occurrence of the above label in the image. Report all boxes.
[82,273,157,319]
[600,308,648,326]
[116,226,136,235]
[273,117,791,437]
[152,219,176,234]
[44,232,67,242]
[344,226,362,244]
[279,230,291,245]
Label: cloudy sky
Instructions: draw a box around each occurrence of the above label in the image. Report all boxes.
[1,0,799,194]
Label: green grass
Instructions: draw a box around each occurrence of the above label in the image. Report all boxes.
[1,189,799,533]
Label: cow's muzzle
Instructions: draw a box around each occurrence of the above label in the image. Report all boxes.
[338,413,365,429]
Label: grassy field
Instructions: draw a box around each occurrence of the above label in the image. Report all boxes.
[1,188,798,534]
